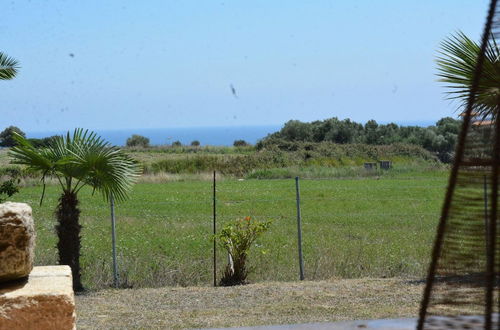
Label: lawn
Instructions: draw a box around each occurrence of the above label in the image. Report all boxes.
[9,170,448,290]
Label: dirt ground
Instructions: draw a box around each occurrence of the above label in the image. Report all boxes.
[76,278,424,329]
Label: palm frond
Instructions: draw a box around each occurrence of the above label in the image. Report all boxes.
[0,52,19,80]
[10,128,141,201]
[65,128,142,201]
[9,133,54,172]
[436,31,500,117]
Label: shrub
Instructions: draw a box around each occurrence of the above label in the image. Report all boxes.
[0,180,19,203]
[126,134,150,148]
[216,216,271,286]
[0,166,23,178]
[0,168,21,202]
[0,126,25,147]
[27,135,59,148]
[233,139,249,147]
[190,140,200,147]
[172,140,182,147]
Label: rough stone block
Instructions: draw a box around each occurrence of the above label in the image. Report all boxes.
[0,202,35,282]
[0,266,76,330]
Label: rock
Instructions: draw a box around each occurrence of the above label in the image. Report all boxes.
[0,265,76,330]
[0,202,35,283]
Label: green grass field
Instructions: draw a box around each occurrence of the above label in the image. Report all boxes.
[8,169,448,290]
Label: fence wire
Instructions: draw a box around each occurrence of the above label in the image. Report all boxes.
[81,174,450,289]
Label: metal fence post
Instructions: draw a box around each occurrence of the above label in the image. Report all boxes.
[110,193,119,288]
[295,177,305,280]
[213,171,217,287]
[484,175,489,249]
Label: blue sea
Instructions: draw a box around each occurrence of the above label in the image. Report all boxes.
[25,120,437,147]
[26,125,282,147]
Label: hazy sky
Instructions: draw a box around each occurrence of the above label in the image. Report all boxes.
[1,0,491,132]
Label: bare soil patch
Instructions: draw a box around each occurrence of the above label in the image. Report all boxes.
[76,278,423,329]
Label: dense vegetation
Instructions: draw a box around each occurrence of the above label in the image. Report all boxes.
[1,126,443,182]
[142,143,437,177]
[259,117,461,163]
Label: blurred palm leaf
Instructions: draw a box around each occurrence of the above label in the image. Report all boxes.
[0,52,19,80]
[437,31,500,118]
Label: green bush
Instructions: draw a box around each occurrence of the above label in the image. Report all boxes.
[0,126,25,147]
[0,166,21,202]
[0,179,19,202]
[0,166,23,178]
[27,136,59,148]
[126,134,150,148]
[233,140,249,147]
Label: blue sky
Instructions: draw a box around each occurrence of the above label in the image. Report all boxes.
[1,0,491,132]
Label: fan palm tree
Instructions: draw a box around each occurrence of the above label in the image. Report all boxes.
[0,52,19,80]
[9,129,141,291]
[436,31,500,118]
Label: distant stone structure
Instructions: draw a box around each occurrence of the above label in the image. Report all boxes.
[378,160,392,170]
[364,162,377,170]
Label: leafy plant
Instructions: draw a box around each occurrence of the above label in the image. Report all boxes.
[9,129,141,291]
[0,165,21,203]
[0,179,19,203]
[216,216,271,286]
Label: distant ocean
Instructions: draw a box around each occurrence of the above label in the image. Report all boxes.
[25,120,438,147]
[26,125,282,147]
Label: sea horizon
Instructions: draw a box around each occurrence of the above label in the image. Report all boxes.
[24,120,438,147]
[25,125,282,147]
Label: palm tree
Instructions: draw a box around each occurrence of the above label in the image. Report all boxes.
[436,31,500,118]
[0,52,19,80]
[9,129,141,291]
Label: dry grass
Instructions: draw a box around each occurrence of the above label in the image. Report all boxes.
[76,278,424,329]
[0,149,9,167]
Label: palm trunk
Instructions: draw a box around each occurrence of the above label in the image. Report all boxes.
[219,251,248,286]
[55,190,84,291]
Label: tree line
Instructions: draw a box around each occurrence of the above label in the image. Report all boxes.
[258,117,461,163]
[125,134,249,148]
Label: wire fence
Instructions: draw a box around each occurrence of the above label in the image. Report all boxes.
[70,172,454,289]
[25,173,454,289]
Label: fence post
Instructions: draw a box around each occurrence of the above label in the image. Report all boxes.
[295,177,305,280]
[110,193,119,288]
[484,175,489,249]
[213,171,217,287]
